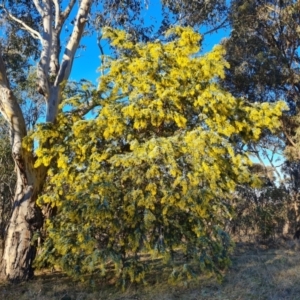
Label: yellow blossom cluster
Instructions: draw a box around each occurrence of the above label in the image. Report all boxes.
[32,27,286,284]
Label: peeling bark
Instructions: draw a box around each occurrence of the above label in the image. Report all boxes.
[1,167,44,282]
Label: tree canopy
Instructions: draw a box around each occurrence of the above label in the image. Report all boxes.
[222,0,300,164]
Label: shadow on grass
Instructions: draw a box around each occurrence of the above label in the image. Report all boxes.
[1,242,300,299]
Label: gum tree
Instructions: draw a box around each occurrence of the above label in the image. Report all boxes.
[0,0,93,282]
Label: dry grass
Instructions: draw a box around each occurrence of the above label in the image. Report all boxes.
[1,241,300,300]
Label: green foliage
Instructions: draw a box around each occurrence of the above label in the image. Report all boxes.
[0,125,16,249]
[30,27,286,286]
[94,0,228,43]
[0,0,40,87]
[223,0,300,164]
[161,0,227,27]
[223,0,300,105]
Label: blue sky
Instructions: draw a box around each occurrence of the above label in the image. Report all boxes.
[70,1,230,84]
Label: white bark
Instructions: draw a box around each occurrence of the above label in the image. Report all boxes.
[0,46,44,282]
[46,0,93,122]
[0,47,26,156]
[49,0,76,78]
[32,0,45,16]
[1,0,92,118]
[0,0,93,281]
[34,0,53,98]
[53,0,60,29]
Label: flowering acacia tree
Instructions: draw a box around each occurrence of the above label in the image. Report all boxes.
[30,27,287,284]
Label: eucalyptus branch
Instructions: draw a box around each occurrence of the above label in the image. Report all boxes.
[32,0,44,16]
[203,18,229,36]
[0,5,42,40]
[262,147,283,181]
[53,0,60,29]
[0,48,27,155]
[55,0,92,86]
[46,0,92,122]
[59,0,76,29]
[35,0,53,98]
[97,33,105,76]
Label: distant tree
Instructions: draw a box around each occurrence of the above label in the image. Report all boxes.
[221,0,300,234]
[94,0,228,39]
[33,27,286,284]
[222,0,300,159]
[223,0,299,104]
[231,178,291,240]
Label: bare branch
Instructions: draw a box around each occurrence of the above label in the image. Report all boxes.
[0,6,42,40]
[97,33,105,76]
[32,0,44,16]
[46,0,92,122]
[281,120,297,148]
[53,0,60,29]
[262,148,283,181]
[203,18,229,36]
[58,0,76,30]
[252,145,268,172]
[36,0,53,98]
[55,0,92,86]
[49,0,77,76]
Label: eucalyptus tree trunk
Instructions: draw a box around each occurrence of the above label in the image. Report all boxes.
[0,158,44,281]
[0,0,92,282]
[0,69,44,281]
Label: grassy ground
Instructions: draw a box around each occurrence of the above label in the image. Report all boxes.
[1,241,300,300]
